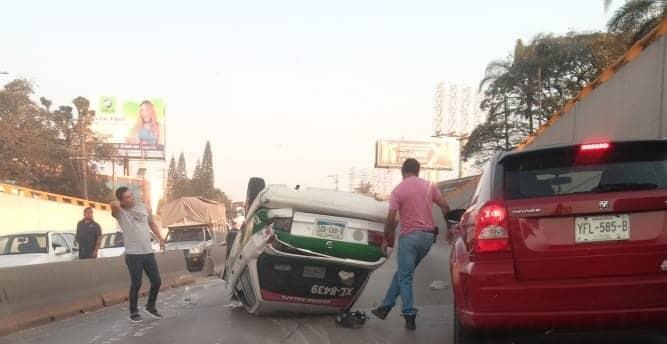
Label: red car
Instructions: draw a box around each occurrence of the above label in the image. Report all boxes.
[448,140,667,343]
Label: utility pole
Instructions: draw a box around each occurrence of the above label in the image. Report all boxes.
[80,111,88,200]
[328,174,339,191]
[538,66,543,127]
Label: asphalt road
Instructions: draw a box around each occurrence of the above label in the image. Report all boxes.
[2,242,667,344]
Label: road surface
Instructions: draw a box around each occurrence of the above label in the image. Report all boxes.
[1,242,665,344]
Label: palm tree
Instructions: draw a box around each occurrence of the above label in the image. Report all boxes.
[479,59,514,149]
[605,0,667,43]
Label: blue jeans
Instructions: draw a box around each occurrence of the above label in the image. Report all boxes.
[380,230,434,316]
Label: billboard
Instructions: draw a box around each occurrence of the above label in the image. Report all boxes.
[375,139,457,170]
[100,175,151,206]
[92,96,166,160]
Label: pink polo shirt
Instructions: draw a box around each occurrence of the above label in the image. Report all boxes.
[389,176,443,236]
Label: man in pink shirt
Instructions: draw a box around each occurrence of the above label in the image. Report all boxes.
[372,158,450,330]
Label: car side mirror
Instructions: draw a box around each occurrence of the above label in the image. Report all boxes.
[54,246,68,255]
[445,209,466,225]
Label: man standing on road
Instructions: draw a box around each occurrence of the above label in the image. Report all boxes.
[226,217,242,258]
[75,207,102,259]
[110,187,166,323]
[371,158,450,330]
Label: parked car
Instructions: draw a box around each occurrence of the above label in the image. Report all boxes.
[98,231,161,258]
[448,140,667,343]
[224,178,389,315]
[165,226,216,271]
[0,231,79,268]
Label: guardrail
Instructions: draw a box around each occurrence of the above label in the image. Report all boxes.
[0,251,196,336]
[0,183,110,211]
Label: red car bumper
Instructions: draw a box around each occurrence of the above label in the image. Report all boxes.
[453,259,667,331]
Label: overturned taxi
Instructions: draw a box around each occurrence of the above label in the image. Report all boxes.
[224,178,390,315]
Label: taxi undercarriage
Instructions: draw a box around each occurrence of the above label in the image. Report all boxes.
[224,178,390,315]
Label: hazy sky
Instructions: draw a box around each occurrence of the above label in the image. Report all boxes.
[2,0,620,200]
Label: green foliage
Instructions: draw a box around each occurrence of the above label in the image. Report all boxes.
[167,142,233,216]
[166,156,176,201]
[0,79,116,202]
[463,33,626,166]
[201,141,214,193]
[607,0,667,44]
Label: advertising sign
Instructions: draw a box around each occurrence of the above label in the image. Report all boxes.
[101,175,151,206]
[92,96,166,159]
[375,139,457,170]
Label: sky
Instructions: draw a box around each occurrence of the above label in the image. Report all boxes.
[1,0,621,201]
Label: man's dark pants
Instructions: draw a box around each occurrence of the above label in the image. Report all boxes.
[125,253,161,314]
[79,249,94,260]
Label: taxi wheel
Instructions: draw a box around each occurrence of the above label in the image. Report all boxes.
[246,177,266,212]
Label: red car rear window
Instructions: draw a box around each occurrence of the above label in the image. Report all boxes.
[501,141,667,200]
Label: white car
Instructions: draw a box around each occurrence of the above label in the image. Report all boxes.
[97,231,161,258]
[97,232,125,258]
[0,231,79,268]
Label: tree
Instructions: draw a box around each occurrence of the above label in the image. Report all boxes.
[200,141,215,194]
[606,1,667,43]
[191,158,203,196]
[464,33,626,165]
[72,96,92,198]
[0,79,115,202]
[165,143,232,216]
[174,152,188,199]
[166,155,176,201]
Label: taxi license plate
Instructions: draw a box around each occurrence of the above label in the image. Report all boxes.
[575,214,630,243]
[314,220,345,241]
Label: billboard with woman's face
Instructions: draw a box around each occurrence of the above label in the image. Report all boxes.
[92,96,166,159]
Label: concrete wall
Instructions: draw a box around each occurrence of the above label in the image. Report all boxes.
[0,251,194,335]
[527,35,667,149]
[0,193,117,235]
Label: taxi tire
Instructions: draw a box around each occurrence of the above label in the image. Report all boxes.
[246,177,266,212]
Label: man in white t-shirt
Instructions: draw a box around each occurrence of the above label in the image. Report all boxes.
[110,187,166,323]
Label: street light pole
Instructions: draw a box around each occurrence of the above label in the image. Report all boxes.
[80,113,88,200]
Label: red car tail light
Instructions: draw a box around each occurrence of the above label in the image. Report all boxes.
[473,201,510,253]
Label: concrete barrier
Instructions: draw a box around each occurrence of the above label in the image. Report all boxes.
[205,243,227,277]
[0,251,195,336]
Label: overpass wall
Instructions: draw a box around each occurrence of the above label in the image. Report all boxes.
[0,193,117,235]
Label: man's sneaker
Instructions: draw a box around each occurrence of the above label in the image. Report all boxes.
[144,307,163,319]
[371,306,391,320]
[129,313,143,323]
[404,314,416,331]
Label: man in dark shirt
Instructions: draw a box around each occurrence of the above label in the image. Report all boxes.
[76,207,103,259]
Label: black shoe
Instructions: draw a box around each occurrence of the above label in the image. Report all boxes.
[404,314,416,331]
[336,311,367,329]
[129,313,143,323]
[144,307,163,319]
[371,306,391,320]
